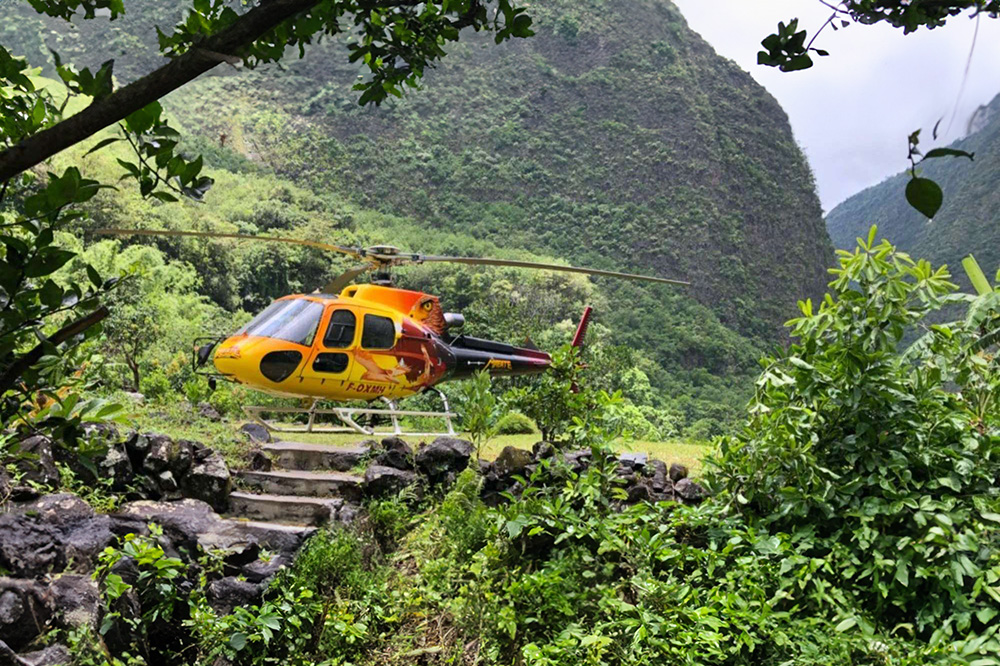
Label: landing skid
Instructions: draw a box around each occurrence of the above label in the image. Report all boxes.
[244,389,457,438]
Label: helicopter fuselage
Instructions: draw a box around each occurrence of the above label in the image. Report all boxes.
[209,283,551,402]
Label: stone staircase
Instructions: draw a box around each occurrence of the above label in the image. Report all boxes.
[227,440,370,527]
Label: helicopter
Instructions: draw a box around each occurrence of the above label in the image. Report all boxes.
[95,228,689,437]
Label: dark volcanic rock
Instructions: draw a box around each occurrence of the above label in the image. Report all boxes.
[98,444,134,491]
[13,644,72,666]
[364,465,419,497]
[494,446,533,479]
[374,437,414,471]
[12,436,59,488]
[626,482,653,504]
[143,435,193,479]
[207,578,263,615]
[669,463,689,482]
[197,401,222,422]
[179,451,231,512]
[0,495,112,577]
[248,447,272,472]
[649,460,670,493]
[415,437,473,481]
[674,478,708,503]
[531,441,556,460]
[618,452,648,471]
[240,422,272,444]
[49,575,99,631]
[0,578,51,651]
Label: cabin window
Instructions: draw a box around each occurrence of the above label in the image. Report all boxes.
[323,309,356,348]
[237,299,323,346]
[361,314,396,350]
[313,352,349,374]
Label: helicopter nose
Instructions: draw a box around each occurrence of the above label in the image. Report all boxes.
[213,336,305,386]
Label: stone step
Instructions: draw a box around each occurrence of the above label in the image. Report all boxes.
[239,469,363,503]
[228,491,350,526]
[262,441,370,472]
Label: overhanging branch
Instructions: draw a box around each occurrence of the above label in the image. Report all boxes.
[0,0,323,184]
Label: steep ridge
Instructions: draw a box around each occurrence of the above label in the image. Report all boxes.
[1,1,835,428]
[827,92,1000,284]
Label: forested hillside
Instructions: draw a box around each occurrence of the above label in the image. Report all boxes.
[827,92,1000,284]
[1,0,835,432]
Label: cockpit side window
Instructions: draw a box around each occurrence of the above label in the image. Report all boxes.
[324,309,356,348]
[361,314,396,350]
[236,299,324,346]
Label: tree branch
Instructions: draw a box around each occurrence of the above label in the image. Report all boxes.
[0,0,323,184]
[0,306,109,397]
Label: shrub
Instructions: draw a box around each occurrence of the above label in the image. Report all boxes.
[710,228,1000,655]
[495,411,536,435]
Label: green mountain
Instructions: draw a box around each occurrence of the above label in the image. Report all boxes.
[827,93,1000,283]
[1,0,835,431]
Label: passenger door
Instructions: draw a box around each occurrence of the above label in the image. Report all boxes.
[298,307,358,392]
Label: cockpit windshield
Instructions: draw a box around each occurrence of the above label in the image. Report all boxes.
[236,299,324,346]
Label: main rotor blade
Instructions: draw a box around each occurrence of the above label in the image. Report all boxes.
[414,254,690,286]
[93,228,362,258]
[323,264,373,293]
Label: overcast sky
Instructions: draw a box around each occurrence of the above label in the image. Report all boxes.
[672,1,1000,211]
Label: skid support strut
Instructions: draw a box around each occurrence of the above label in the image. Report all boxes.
[244,388,457,437]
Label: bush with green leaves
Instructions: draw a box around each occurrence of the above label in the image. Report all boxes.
[495,410,536,435]
[710,227,1000,657]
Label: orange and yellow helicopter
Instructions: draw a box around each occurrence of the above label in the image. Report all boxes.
[97,229,688,437]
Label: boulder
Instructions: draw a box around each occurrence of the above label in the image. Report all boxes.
[143,435,193,478]
[364,465,419,497]
[0,578,51,651]
[668,463,689,482]
[561,450,592,471]
[626,482,653,504]
[13,644,72,666]
[119,499,220,554]
[531,441,556,460]
[12,436,59,488]
[207,578,263,615]
[0,495,112,577]
[240,422,272,444]
[0,469,10,500]
[156,471,179,494]
[180,452,231,512]
[415,437,473,481]
[374,437,414,471]
[49,575,99,631]
[197,401,222,422]
[124,431,151,469]
[248,447,272,472]
[618,452,648,471]
[649,460,670,493]
[674,478,708,503]
[98,444,134,491]
[494,446,533,479]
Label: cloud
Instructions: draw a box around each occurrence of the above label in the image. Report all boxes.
[673,0,1000,211]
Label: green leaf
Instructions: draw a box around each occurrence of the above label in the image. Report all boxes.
[834,617,857,632]
[229,633,247,651]
[922,147,974,161]
[85,136,121,157]
[905,177,943,219]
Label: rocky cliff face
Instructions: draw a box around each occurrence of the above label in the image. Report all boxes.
[1,0,834,341]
